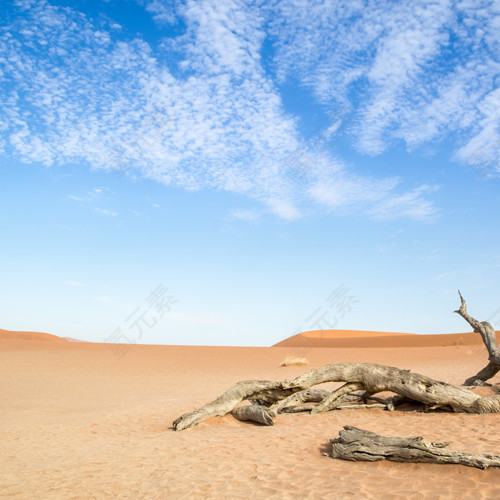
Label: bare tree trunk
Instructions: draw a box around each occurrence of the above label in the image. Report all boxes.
[328,426,500,469]
[172,380,295,431]
[173,362,500,430]
[172,293,500,431]
[231,404,274,425]
[278,362,500,413]
[455,290,500,385]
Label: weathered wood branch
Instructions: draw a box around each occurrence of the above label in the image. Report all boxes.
[278,392,394,413]
[337,403,387,410]
[173,362,500,430]
[172,380,296,431]
[231,404,274,426]
[268,388,330,417]
[268,387,368,417]
[328,426,500,469]
[311,382,365,414]
[280,362,500,413]
[455,290,500,385]
[280,404,318,413]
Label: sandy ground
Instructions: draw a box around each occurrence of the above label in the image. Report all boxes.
[2,337,500,499]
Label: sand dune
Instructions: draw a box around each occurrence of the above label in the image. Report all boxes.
[301,329,418,338]
[0,328,67,342]
[2,337,500,498]
[273,329,500,348]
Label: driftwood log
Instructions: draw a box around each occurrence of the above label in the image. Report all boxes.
[173,362,500,430]
[173,292,500,431]
[455,291,500,385]
[328,426,500,469]
[231,404,274,425]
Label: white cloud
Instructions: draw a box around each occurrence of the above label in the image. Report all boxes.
[0,0,444,221]
[94,208,118,217]
[226,209,260,222]
[270,0,500,174]
[68,187,106,203]
[308,173,398,210]
[143,0,177,25]
[308,171,438,221]
[455,88,500,172]
[368,185,439,222]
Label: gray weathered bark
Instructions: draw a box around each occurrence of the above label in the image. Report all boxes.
[173,362,500,430]
[328,425,500,469]
[455,290,500,385]
[172,380,294,431]
[172,293,500,430]
[231,404,274,425]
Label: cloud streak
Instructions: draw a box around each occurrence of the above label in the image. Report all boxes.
[4,0,486,221]
[270,0,500,174]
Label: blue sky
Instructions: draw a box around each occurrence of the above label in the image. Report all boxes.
[1,0,499,346]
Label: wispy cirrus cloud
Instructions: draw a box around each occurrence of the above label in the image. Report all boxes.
[368,185,439,222]
[68,187,118,216]
[270,0,500,173]
[94,208,118,217]
[141,0,177,25]
[226,208,260,223]
[68,187,105,203]
[0,0,450,221]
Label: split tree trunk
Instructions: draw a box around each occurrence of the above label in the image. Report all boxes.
[173,362,500,430]
[328,425,500,469]
[173,291,500,431]
[455,290,500,385]
[172,380,294,431]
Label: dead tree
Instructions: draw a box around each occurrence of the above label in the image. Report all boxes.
[328,426,500,469]
[172,292,500,431]
[173,362,500,431]
[455,290,500,385]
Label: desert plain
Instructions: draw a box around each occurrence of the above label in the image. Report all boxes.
[2,328,500,499]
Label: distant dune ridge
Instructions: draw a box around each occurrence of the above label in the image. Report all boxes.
[0,328,67,342]
[3,327,500,348]
[0,329,90,343]
[273,329,500,348]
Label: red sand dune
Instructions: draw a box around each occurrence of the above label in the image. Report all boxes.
[273,329,500,348]
[0,328,66,342]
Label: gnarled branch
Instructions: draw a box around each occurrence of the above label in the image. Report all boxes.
[328,425,500,469]
[173,362,500,430]
[231,404,274,426]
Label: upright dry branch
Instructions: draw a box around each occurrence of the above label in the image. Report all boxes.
[455,290,500,385]
[328,426,500,469]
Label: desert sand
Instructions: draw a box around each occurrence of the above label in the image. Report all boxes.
[2,331,500,499]
[0,328,68,342]
[274,329,500,349]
